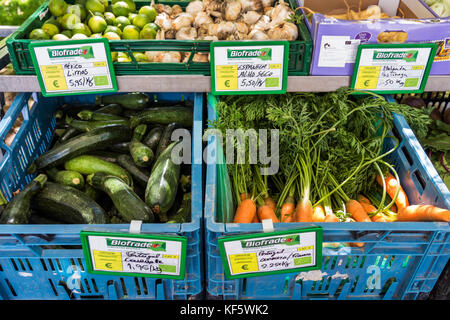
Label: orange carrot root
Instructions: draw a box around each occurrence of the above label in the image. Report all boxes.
[324,213,340,222]
[295,199,313,222]
[376,172,409,211]
[257,205,279,223]
[312,205,326,222]
[233,198,257,223]
[397,205,450,222]
[264,197,276,213]
[280,196,295,222]
[346,199,371,222]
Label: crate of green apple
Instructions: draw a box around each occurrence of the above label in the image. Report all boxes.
[6,0,313,75]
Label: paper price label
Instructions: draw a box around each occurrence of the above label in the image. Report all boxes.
[29,38,117,97]
[351,43,437,94]
[218,227,322,279]
[210,41,289,95]
[81,231,187,280]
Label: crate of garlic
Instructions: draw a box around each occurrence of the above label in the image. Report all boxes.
[6,0,313,76]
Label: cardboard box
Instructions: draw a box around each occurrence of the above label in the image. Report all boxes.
[298,0,450,75]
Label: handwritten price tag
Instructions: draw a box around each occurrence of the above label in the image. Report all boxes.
[218,227,322,279]
[211,41,289,95]
[29,38,117,97]
[351,43,437,94]
[80,231,187,280]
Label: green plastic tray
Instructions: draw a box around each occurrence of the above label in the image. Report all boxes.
[6,0,312,76]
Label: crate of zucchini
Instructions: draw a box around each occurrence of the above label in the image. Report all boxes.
[0,91,203,300]
[203,91,449,300]
[6,0,312,76]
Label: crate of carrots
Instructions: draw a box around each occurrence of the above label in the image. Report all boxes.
[203,89,449,300]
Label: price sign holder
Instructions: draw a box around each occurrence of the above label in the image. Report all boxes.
[351,43,437,94]
[80,231,187,280]
[210,40,289,95]
[29,38,117,97]
[218,227,322,280]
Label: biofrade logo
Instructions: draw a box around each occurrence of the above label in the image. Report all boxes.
[47,46,94,59]
[373,50,418,62]
[241,235,300,249]
[106,239,166,251]
[227,48,272,60]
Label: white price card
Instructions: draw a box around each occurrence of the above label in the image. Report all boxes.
[29,38,117,97]
[81,231,187,280]
[210,41,289,95]
[351,43,437,94]
[218,227,322,279]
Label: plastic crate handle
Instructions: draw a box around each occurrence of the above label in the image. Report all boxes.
[0,92,33,152]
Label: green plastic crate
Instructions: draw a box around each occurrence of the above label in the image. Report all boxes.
[6,0,312,76]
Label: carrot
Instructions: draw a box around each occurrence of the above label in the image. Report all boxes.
[264,197,276,213]
[257,205,279,223]
[252,214,260,223]
[376,172,409,211]
[346,199,371,222]
[233,198,257,223]
[240,193,249,201]
[371,213,391,222]
[324,213,340,222]
[280,195,295,222]
[295,199,313,222]
[312,205,326,222]
[397,205,450,222]
[357,194,371,204]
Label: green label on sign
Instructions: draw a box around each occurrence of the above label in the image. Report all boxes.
[227,48,272,60]
[372,50,418,62]
[47,46,94,59]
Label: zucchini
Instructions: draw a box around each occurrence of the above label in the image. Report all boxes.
[96,104,123,115]
[142,125,164,150]
[167,192,191,223]
[87,172,154,222]
[133,124,147,141]
[117,154,150,188]
[0,174,47,224]
[145,141,181,222]
[77,111,126,121]
[180,175,191,193]
[84,183,103,202]
[87,150,122,163]
[34,125,132,169]
[129,140,154,167]
[29,212,64,224]
[96,93,149,110]
[130,106,193,128]
[57,127,79,144]
[46,168,85,190]
[66,117,130,132]
[32,182,108,224]
[155,123,183,160]
[64,155,133,186]
[107,142,130,153]
[122,109,139,118]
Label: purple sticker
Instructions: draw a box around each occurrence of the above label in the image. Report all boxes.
[445,38,450,49]
[355,32,372,43]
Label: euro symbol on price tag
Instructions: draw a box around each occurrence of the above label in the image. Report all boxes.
[364,80,370,87]
[224,80,230,88]
[105,263,113,269]
[53,80,59,88]
[241,264,249,270]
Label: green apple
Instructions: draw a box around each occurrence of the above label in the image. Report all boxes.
[52,33,70,40]
[113,16,130,30]
[66,4,87,21]
[71,33,89,39]
[104,25,122,37]
[104,12,116,25]
[112,1,131,17]
[139,25,156,39]
[103,31,121,40]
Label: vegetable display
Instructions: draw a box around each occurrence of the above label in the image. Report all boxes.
[211,88,450,224]
[0,92,193,225]
[424,0,450,17]
[26,0,301,63]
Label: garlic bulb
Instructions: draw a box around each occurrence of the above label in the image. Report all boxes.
[268,21,298,40]
[197,26,209,39]
[238,0,262,13]
[208,23,220,36]
[145,51,161,62]
[204,0,222,12]
[234,31,248,40]
[217,20,236,39]
[171,5,183,18]
[176,27,197,40]
[165,29,176,39]
[251,15,271,31]
[158,52,182,63]
[194,11,214,29]
[182,52,210,63]
[154,4,166,13]
[155,13,173,31]
[156,30,165,40]
[186,0,204,19]
[269,0,294,26]
[242,11,262,25]
[234,21,249,34]
[203,35,219,41]
[264,6,273,16]
[261,0,274,8]
[248,29,269,40]
[222,0,242,21]
[172,13,193,31]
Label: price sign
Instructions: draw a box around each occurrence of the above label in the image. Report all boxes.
[218,227,322,279]
[29,38,117,97]
[80,231,187,280]
[351,43,437,94]
[210,41,289,95]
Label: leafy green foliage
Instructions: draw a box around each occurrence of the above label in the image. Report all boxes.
[0,0,44,26]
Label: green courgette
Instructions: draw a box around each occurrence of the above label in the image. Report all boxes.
[155,123,183,160]
[133,124,148,142]
[29,212,64,224]
[87,172,154,222]
[34,125,132,169]
[130,106,193,128]
[145,141,181,222]
[117,154,150,188]
[142,125,164,150]
[66,117,130,132]
[0,174,47,224]
[64,155,133,186]
[167,192,191,223]
[46,168,85,190]
[129,140,154,167]
[77,111,126,121]
[32,182,108,224]
[84,183,103,202]
[87,150,122,163]
[107,142,130,153]
[57,127,78,144]
[95,104,123,115]
[96,93,149,110]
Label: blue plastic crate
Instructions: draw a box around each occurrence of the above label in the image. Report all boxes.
[204,94,450,300]
[0,91,204,300]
